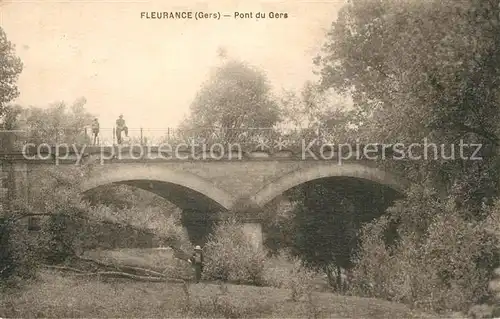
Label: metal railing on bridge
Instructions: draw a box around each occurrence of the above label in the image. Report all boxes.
[1,126,347,150]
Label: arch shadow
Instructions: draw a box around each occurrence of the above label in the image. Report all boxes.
[250,163,408,208]
[80,164,236,210]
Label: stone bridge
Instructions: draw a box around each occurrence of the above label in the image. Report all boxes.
[1,145,409,247]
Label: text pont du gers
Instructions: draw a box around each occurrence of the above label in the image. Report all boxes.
[234,12,288,19]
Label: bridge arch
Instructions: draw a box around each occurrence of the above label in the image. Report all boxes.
[250,163,408,208]
[80,164,236,210]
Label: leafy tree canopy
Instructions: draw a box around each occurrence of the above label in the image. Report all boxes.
[0,27,23,118]
[182,59,281,133]
[316,0,500,145]
[315,0,500,215]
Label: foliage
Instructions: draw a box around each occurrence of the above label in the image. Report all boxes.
[42,211,89,263]
[0,163,88,282]
[308,2,500,313]
[86,184,179,213]
[0,218,44,284]
[263,250,317,301]
[348,215,401,299]
[278,82,359,143]
[0,27,23,117]
[181,59,281,143]
[19,98,94,144]
[288,183,358,272]
[262,196,297,254]
[1,104,22,130]
[349,188,500,313]
[1,159,189,283]
[315,0,500,210]
[1,101,191,284]
[386,184,445,237]
[263,181,397,288]
[317,0,500,141]
[85,203,190,251]
[202,218,267,285]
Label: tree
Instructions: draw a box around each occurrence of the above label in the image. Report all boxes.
[0,27,23,118]
[181,59,281,143]
[22,98,94,144]
[1,102,193,284]
[278,81,360,144]
[318,0,500,143]
[313,0,500,309]
[289,183,357,276]
[315,0,500,215]
[350,191,499,312]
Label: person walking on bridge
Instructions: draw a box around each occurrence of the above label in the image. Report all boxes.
[115,114,128,144]
[189,245,204,283]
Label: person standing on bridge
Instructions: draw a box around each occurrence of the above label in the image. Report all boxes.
[115,114,128,144]
[189,245,204,283]
[91,118,100,145]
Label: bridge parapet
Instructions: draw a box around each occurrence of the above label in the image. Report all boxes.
[10,143,400,164]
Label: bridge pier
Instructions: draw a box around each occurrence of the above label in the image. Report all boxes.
[241,222,263,251]
[222,209,264,251]
[181,209,263,250]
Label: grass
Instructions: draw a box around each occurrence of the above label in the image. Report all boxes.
[0,248,448,317]
[0,269,440,318]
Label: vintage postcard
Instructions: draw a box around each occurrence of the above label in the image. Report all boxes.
[1,0,499,318]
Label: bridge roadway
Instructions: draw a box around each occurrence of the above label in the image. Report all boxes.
[2,145,408,248]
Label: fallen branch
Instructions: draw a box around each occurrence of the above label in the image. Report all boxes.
[43,264,86,273]
[73,270,190,283]
[118,264,166,278]
[56,255,194,283]
[76,255,165,277]
[44,263,192,283]
[72,271,170,282]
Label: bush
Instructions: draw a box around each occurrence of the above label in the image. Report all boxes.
[262,251,291,289]
[348,216,398,299]
[0,219,39,284]
[202,218,267,285]
[86,204,191,251]
[0,214,50,287]
[349,198,500,313]
[1,202,190,285]
[263,250,317,301]
[41,211,89,263]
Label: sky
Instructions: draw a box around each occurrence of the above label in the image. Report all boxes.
[1,0,344,136]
